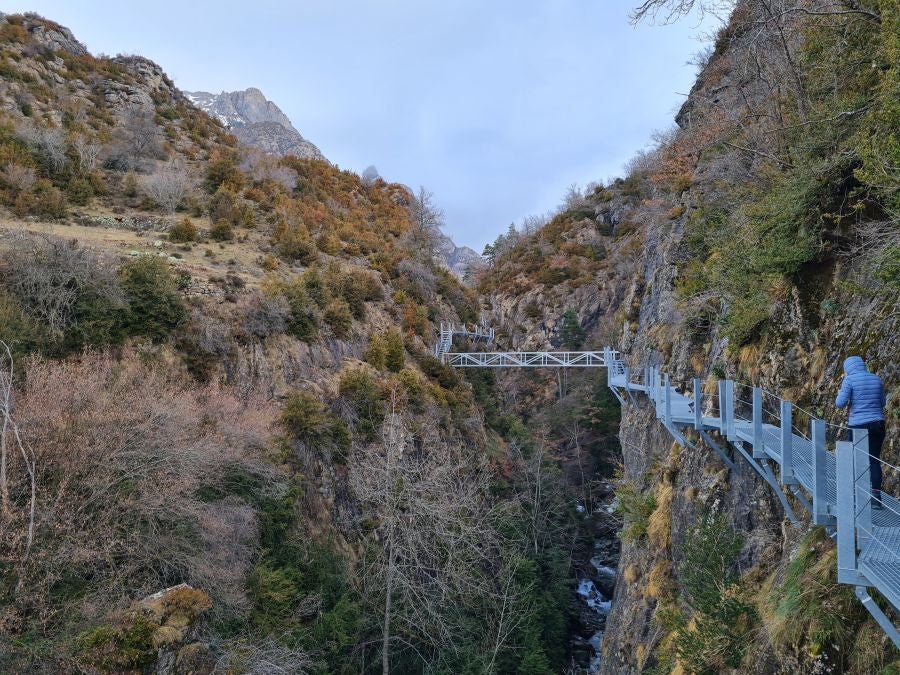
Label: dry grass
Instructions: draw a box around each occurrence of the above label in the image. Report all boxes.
[647,559,674,601]
[647,481,673,552]
[623,564,640,584]
[0,216,269,289]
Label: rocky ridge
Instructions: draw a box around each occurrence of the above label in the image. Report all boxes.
[185,87,325,160]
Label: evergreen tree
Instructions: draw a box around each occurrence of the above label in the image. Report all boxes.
[559,309,585,350]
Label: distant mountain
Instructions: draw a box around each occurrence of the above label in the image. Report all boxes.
[185,88,325,160]
[435,234,483,280]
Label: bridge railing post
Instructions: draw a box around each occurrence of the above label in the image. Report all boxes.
[780,400,796,485]
[752,387,765,459]
[605,348,611,387]
[811,418,831,525]
[655,368,663,417]
[693,378,702,430]
[664,373,672,426]
[725,380,736,441]
[718,379,727,432]
[853,428,872,550]
[836,439,864,584]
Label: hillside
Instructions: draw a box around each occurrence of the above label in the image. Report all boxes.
[478,0,900,672]
[0,12,594,674]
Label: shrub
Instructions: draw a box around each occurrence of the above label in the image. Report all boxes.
[401,301,429,337]
[276,282,320,342]
[614,482,656,543]
[120,256,187,341]
[168,217,198,243]
[74,614,157,671]
[122,170,138,197]
[338,369,386,442]
[340,269,383,319]
[674,511,755,672]
[281,391,350,462]
[383,329,405,373]
[210,219,234,242]
[364,334,387,370]
[1,235,125,352]
[67,177,94,205]
[277,226,316,263]
[29,179,67,218]
[323,299,352,339]
[205,148,242,193]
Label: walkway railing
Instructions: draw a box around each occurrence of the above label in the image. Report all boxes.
[608,359,899,646]
[437,330,900,646]
[433,322,495,359]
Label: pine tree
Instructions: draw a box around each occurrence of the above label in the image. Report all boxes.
[559,309,585,350]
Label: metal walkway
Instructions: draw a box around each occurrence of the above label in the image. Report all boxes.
[433,322,495,359]
[439,339,900,646]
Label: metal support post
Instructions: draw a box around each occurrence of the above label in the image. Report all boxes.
[836,440,866,585]
[811,419,832,525]
[752,387,765,459]
[693,378,702,430]
[853,428,872,550]
[780,400,796,485]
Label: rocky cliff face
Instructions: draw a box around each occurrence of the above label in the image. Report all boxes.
[479,0,899,671]
[434,231,482,280]
[185,88,324,160]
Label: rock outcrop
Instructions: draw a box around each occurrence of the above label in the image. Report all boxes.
[185,88,325,160]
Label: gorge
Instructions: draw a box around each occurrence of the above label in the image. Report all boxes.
[0,1,898,673]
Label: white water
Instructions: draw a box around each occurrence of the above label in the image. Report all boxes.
[576,577,612,673]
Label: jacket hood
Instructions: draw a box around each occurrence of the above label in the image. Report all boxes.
[843,356,866,375]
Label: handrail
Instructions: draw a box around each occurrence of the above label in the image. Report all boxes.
[605,353,899,646]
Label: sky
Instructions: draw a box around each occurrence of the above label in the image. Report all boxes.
[4,1,719,250]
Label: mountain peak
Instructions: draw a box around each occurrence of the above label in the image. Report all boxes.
[185,88,324,161]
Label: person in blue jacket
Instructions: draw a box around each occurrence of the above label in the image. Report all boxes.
[836,356,887,507]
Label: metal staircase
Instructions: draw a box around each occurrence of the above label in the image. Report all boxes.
[433,322,495,359]
[438,334,900,647]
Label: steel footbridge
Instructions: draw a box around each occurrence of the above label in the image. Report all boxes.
[436,332,900,647]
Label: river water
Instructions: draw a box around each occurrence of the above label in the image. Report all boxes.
[572,499,620,673]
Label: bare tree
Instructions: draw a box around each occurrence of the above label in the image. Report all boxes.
[406,186,444,261]
[560,182,589,213]
[141,160,191,213]
[1,163,36,192]
[0,234,124,335]
[350,394,500,673]
[509,435,570,555]
[4,350,278,627]
[110,107,164,169]
[629,0,734,24]
[0,341,37,591]
[17,123,67,174]
[71,133,102,173]
[239,148,298,190]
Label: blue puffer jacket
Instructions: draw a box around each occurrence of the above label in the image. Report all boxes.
[835,356,885,426]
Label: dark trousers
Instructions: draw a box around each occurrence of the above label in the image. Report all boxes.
[850,421,886,494]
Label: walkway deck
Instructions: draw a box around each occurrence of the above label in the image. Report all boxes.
[439,342,900,646]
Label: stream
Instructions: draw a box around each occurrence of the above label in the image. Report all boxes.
[572,499,620,673]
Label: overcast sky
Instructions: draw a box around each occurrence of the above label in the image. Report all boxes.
[5,1,717,250]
